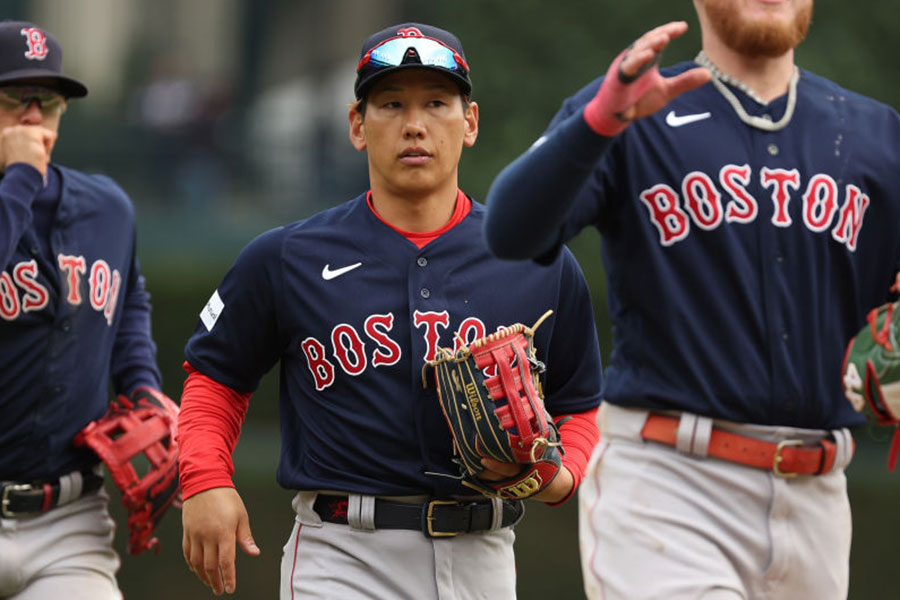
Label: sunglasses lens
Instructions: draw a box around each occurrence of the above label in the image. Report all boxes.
[0,87,64,112]
[363,37,466,73]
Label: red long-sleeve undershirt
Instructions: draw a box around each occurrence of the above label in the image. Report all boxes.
[550,407,599,505]
[177,364,250,500]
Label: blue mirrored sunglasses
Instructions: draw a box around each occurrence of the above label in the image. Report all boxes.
[357,36,469,74]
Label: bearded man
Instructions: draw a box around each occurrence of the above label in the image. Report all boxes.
[484,1,900,598]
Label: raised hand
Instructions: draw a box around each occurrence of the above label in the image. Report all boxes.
[584,21,712,137]
[0,124,57,176]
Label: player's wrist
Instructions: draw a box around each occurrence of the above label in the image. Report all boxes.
[181,475,236,501]
[534,465,574,504]
[0,161,43,195]
[583,50,633,137]
[584,91,630,138]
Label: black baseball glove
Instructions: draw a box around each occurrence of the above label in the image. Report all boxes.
[427,311,562,499]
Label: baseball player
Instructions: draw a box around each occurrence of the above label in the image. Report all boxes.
[0,20,163,600]
[178,22,603,599]
[484,1,900,599]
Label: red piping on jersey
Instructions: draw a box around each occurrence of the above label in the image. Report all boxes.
[366,189,471,249]
[177,363,251,500]
[547,407,600,506]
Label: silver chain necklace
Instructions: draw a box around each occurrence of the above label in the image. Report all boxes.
[695,51,799,132]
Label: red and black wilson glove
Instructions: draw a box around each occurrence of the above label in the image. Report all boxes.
[427,311,562,499]
[75,387,181,555]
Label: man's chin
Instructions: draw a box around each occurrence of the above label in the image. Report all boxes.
[732,25,801,57]
[705,0,813,57]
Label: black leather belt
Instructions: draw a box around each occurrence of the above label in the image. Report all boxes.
[313,494,525,538]
[1,468,104,518]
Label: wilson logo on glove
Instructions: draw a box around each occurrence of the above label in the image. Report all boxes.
[426,310,563,499]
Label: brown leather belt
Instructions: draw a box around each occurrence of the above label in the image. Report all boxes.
[640,414,850,478]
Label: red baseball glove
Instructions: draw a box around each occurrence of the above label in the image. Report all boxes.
[75,387,181,555]
[427,311,562,499]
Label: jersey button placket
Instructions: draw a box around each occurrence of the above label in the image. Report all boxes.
[772,235,787,344]
[754,128,790,418]
[416,254,431,298]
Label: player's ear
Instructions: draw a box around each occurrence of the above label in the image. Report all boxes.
[463,99,478,148]
[348,102,367,152]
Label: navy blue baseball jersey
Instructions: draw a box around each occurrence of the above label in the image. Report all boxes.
[485,62,900,429]
[0,163,161,481]
[185,193,603,498]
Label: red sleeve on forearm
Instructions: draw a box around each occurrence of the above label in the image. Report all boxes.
[548,406,600,506]
[177,362,251,500]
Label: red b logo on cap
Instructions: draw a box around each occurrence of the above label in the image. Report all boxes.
[396,27,423,38]
[20,27,49,60]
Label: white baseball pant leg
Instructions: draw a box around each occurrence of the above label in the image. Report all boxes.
[580,402,853,600]
[0,487,121,600]
[280,491,517,600]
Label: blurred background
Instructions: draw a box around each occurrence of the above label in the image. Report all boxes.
[3,0,899,598]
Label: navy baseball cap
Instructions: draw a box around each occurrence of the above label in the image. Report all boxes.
[0,20,87,98]
[354,23,471,100]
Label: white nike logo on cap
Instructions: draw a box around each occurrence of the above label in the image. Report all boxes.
[322,262,362,280]
[665,110,712,127]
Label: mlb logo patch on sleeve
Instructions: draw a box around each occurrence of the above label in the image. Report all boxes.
[200,290,225,331]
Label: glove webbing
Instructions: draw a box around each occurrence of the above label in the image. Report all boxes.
[478,336,550,460]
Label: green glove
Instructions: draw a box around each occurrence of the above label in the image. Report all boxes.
[843,300,900,469]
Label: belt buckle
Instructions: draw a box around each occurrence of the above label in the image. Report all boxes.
[773,439,803,478]
[1,483,34,518]
[426,499,460,537]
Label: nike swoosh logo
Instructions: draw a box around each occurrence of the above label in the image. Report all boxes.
[665,110,712,127]
[322,262,362,280]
